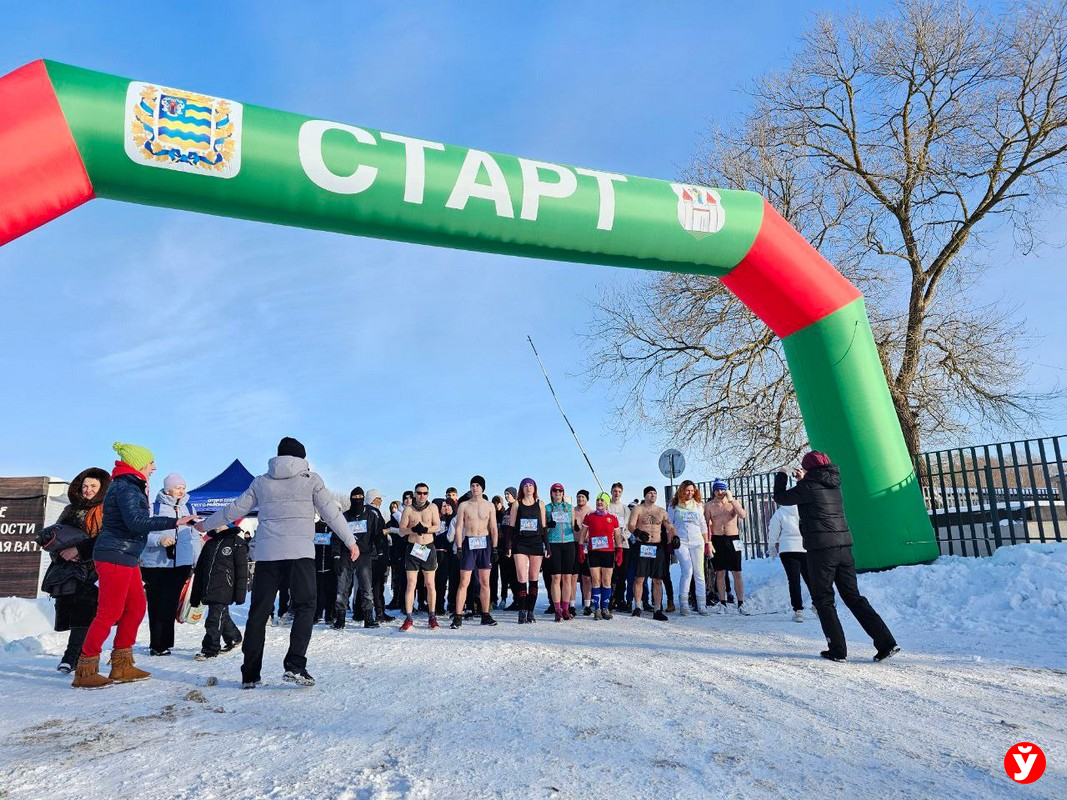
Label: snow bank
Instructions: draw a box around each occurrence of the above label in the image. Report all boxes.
[0,596,59,656]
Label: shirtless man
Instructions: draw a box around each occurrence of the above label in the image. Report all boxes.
[451,475,499,628]
[626,486,676,621]
[399,482,442,631]
[704,479,749,614]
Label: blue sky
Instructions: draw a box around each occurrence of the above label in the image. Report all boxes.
[2,1,1064,505]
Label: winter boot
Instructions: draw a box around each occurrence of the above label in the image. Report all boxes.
[71,656,113,689]
[107,647,151,683]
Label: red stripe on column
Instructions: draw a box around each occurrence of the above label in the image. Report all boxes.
[0,60,94,247]
[722,200,860,338]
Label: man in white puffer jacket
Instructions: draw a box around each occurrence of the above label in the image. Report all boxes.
[196,437,358,688]
[766,504,811,622]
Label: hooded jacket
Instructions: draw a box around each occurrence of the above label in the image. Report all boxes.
[773,464,854,551]
[43,467,111,595]
[93,472,182,567]
[198,455,356,561]
[339,499,389,562]
[190,529,249,606]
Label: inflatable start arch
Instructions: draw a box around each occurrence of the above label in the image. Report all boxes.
[0,60,937,569]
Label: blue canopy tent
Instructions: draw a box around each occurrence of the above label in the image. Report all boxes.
[186,459,255,516]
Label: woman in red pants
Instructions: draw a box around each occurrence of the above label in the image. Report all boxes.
[72,442,197,689]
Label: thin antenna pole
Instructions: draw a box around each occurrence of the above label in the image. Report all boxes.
[527,335,605,494]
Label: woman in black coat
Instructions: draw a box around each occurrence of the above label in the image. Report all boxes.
[43,467,110,673]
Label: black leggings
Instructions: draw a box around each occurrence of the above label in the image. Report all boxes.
[142,566,190,652]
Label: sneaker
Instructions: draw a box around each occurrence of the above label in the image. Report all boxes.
[554,609,563,622]
[221,639,242,653]
[666,602,677,613]
[481,613,498,626]
[653,610,669,622]
[543,606,555,614]
[737,602,750,616]
[241,680,262,690]
[561,606,573,621]
[696,606,710,616]
[679,606,690,617]
[820,650,846,663]
[601,608,613,620]
[631,608,642,618]
[583,605,593,617]
[450,615,463,630]
[569,606,577,617]
[149,648,171,657]
[283,667,315,687]
[194,652,217,662]
[378,612,395,623]
[793,610,804,623]
[726,594,735,604]
[364,619,381,629]
[464,609,475,620]
[57,661,75,674]
[714,603,727,615]
[873,645,901,663]
[642,602,654,612]
[517,610,528,624]
[332,620,346,630]
[592,608,603,620]
[428,615,440,630]
[399,616,414,632]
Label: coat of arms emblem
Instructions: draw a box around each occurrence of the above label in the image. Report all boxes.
[670,183,726,238]
[125,81,242,178]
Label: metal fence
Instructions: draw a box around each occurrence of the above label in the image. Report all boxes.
[671,434,1067,560]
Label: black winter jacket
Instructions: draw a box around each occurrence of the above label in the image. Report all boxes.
[190,531,249,606]
[337,503,389,563]
[93,472,179,567]
[773,465,854,551]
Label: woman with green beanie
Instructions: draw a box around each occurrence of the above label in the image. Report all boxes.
[72,443,198,689]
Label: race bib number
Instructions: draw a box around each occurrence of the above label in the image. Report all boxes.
[640,544,657,559]
[410,543,431,561]
[552,511,568,524]
[313,532,332,546]
[348,520,367,535]
[733,539,743,552]
[681,510,698,523]
[468,535,488,550]
[591,535,609,551]
[520,518,538,533]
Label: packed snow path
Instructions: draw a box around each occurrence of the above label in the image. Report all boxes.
[1,547,1064,799]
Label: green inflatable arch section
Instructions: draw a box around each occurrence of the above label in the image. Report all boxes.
[0,60,938,569]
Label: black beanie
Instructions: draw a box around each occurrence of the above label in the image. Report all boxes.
[470,475,486,491]
[278,436,306,459]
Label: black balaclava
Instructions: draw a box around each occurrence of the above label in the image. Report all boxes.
[350,486,365,514]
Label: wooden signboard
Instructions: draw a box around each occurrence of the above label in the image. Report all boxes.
[0,477,47,598]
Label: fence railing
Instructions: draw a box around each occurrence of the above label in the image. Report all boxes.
[671,434,1066,560]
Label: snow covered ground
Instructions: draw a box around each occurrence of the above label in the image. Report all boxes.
[1,544,1065,799]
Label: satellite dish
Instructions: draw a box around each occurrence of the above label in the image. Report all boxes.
[658,449,685,480]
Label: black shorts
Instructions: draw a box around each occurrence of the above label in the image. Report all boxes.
[459,540,492,571]
[632,541,667,579]
[587,550,615,570]
[512,533,544,556]
[405,543,438,573]
[543,541,577,575]
[711,535,742,572]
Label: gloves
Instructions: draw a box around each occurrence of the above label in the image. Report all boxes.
[546,519,557,529]
[635,531,650,543]
[615,548,623,567]
[670,535,681,550]
[411,523,428,534]
[577,547,586,564]
[491,547,499,565]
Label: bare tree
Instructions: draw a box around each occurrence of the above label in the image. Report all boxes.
[586,0,1067,470]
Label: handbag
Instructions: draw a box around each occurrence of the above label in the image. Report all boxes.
[176,575,205,624]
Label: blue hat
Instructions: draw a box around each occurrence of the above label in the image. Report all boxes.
[712,479,728,492]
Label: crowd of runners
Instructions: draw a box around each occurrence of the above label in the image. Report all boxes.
[295,475,750,634]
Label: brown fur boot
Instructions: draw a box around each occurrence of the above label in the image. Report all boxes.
[108,647,151,682]
[71,656,114,689]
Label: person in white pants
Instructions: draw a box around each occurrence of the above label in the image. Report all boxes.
[668,480,712,616]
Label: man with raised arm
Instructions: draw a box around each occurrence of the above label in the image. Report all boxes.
[399,482,442,631]
[450,475,499,629]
